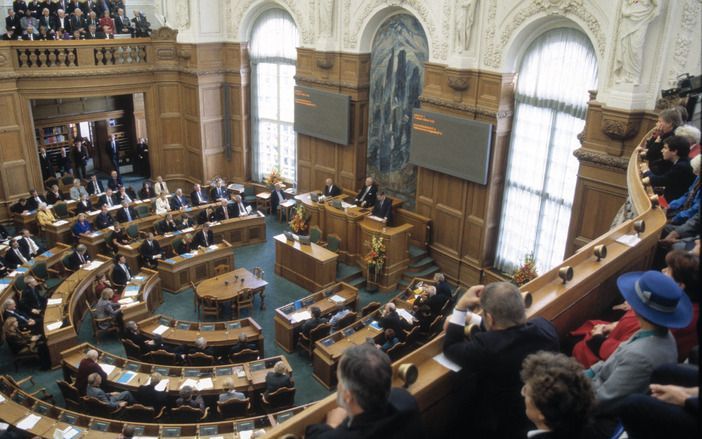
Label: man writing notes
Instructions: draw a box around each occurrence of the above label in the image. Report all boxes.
[354,177,378,208]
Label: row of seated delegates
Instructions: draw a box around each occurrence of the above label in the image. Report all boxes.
[2,231,44,269]
[570,250,699,367]
[641,135,696,202]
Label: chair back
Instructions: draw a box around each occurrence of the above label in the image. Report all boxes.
[236,289,254,318]
[53,202,69,218]
[199,295,220,320]
[123,403,157,422]
[262,386,295,411]
[172,237,184,254]
[171,405,207,422]
[62,252,75,273]
[144,349,177,365]
[326,234,341,253]
[336,311,358,330]
[121,338,142,360]
[56,380,81,409]
[309,226,322,244]
[214,264,229,276]
[80,395,118,416]
[385,341,406,361]
[61,175,74,186]
[186,352,215,366]
[361,301,381,316]
[136,205,150,218]
[13,274,26,293]
[229,348,259,364]
[309,323,331,344]
[253,267,264,279]
[216,397,250,419]
[31,261,49,281]
[403,325,421,346]
[127,223,139,239]
[427,314,444,338]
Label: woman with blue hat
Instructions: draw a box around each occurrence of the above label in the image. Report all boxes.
[585,270,692,408]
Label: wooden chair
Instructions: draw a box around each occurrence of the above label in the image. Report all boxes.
[56,380,81,410]
[11,347,40,372]
[335,311,358,331]
[135,205,150,218]
[52,202,70,219]
[216,397,251,419]
[361,301,381,316]
[186,352,215,366]
[298,322,331,359]
[171,405,209,422]
[325,234,341,253]
[121,338,143,361]
[5,376,54,403]
[61,175,74,187]
[423,314,444,339]
[31,260,63,292]
[214,264,229,276]
[61,252,76,274]
[229,348,259,364]
[261,386,296,412]
[80,395,124,417]
[242,185,257,205]
[309,225,323,245]
[235,288,254,319]
[85,299,120,342]
[143,349,177,366]
[123,404,165,422]
[199,295,220,320]
[403,325,421,347]
[385,341,406,361]
[127,223,141,239]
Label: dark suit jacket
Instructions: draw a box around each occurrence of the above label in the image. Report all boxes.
[98,193,117,208]
[75,358,107,395]
[111,262,131,286]
[137,383,168,411]
[170,194,189,210]
[647,158,695,202]
[158,220,178,235]
[69,15,85,31]
[26,195,47,211]
[107,177,122,191]
[192,229,214,248]
[323,184,342,197]
[371,198,393,225]
[264,372,292,395]
[55,15,70,32]
[4,248,27,269]
[116,206,137,223]
[5,15,20,31]
[301,317,328,337]
[380,311,412,340]
[139,240,161,261]
[86,180,104,195]
[174,240,193,255]
[39,153,52,179]
[75,199,93,214]
[198,210,216,225]
[190,190,208,206]
[443,317,559,438]
[355,184,378,207]
[210,186,228,201]
[305,388,424,439]
[215,204,236,221]
[114,14,130,32]
[425,293,448,317]
[18,236,38,258]
[94,212,114,229]
[46,191,65,204]
[19,286,46,314]
[232,202,249,218]
[124,328,150,351]
[3,309,33,331]
[139,187,155,200]
[65,250,90,271]
[21,32,40,40]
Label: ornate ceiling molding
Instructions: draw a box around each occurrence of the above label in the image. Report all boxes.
[573,147,628,171]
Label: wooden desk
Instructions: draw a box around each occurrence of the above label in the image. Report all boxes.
[157,241,235,292]
[0,244,70,307]
[274,234,338,291]
[358,218,413,292]
[43,258,161,367]
[139,314,264,353]
[196,267,268,309]
[273,283,358,353]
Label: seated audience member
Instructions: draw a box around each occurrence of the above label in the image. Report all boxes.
[329,307,352,332]
[136,372,168,411]
[675,121,701,159]
[174,233,194,255]
[154,192,171,215]
[4,239,29,269]
[422,285,449,317]
[371,192,393,225]
[65,244,91,271]
[641,108,682,175]
[659,211,700,253]
[2,25,18,40]
[37,24,53,39]
[46,184,65,204]
[176,385,205,410]
[139,232,162,268]
[301,306,328,337]
[185,336,217,359]
[99,188,117,208]
[124,320,159,353]
[138,181,155,199]
[2,316,50,370]
[69,178,88,201]
[116,186,132,204]
[33,203,55,227]
[95,288,123,329]
[84,23,105,39]
[219,380,247,402]
[198,206,216,225]
[87,174,104,195]
[642,136,695,201]
[60,146,73,174]
[661,251,698,361]
[442,282,559,438]
[10,198,30,214]
[2,299,37,333]
[107,170,122,191]
[229,333,257,356]
[94,204,115,229]
[75,193,93,214]
[86,372,135,408]
[26,189,46,211]
[19,276,46,318]
[93,273,112,299]
[158,213,178,234]
[617,363,699,439]
[585,271,691,408]
[216,199,235,221]
[72,214,93,239]
[75,349,107,395]
[434,272,452,299]
[520,351,606,439]
[231,194,249,217]
[264,361,292,397]
[192,222,214,248]
[354,176,378,208]
[380,302,412,340]
[190,183,208,206]
[99,9,113,35]
[305,343,424,438]
[116,201,137,223]
[322,177,342,197]
[153,176,169,196]
[378,328,399,352]
[665,155,700,226]
[114,8,131,34]
[210,178,228,201]
[178,214,194,229]
[269,182,286,216]
[171,188,189,210]
[22,23,39,39]
[112,254,132,286]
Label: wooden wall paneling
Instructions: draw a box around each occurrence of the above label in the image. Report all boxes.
[225,43,251,182]
[133,92,147,140]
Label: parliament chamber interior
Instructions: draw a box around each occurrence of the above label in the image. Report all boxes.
[0,1,700,438]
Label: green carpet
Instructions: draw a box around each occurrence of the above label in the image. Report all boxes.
[1,210,400,409]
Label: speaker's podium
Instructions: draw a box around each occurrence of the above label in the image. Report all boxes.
[359,217,413,292]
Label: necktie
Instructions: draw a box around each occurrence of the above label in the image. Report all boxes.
[203,232,208,246]
[107,196,112,207]
[239,203,246,214]
[125,209,131,222]
[78,252,85,264]
[197,192,202,202]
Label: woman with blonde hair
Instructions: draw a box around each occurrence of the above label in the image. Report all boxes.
[2,317,51,369]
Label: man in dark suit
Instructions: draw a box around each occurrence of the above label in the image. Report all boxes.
[139,232,161,268]
[94,204,114,229]
[54,9,71,33]
[113,7,130,34]
[86,174,104,195]
[73,140,89,179]
[19,276,46,318]
[215,199,235,221]
[644,135,695,202]
[5,9,20,31]
[174,234,194,255]
[46,184,65,205]
[270,183,286,216]
[116,201,137,223]
[192,223,214,248]
[379,303,412,341]
[323,178,342,197]
[198,206,216,225]
[190,183,208,207]
[69,7,85,34]
[305,344,424,439]
[106,134,119,173]
[170,188,189,210]
[111,254,132,285]
[209,179,228,201]
[65,244,91,271]
[229,333,258,356]
[354,177,378,208]
[26,189,47,211]
[21,24,39,40]
[443,282,559,438]
[84,22,103,38]
[75,194,93,214]
[137,372,168,411]
[18,229,42,259]
[371,192,393,225]
[2,26,18,40]
[4,239,29,269]
[231,195,249,217]
[2,298,39,333]
[38,147,53,181]
[123,320,157,352]
[423,285,449,317]
[107,170,122,191]
[99,188,117,208]
[300,307,328,337]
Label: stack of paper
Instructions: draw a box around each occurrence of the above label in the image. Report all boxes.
[329,294,345,304]
[46,321,63,331]
[433,353,462,372]
[133,275,146,281]
[196,377,214,391]
[616,234,641,247]
[52,220,68,226]
[118,297,135,305]
[180,378,198,390]
[155,379,169,392]
[0,394,5,403]
[47,298,63,306]
[181,227,194,233]
[55,426,81,439]
[16,414,41,430]
[99,363,116,375]
[397,308,416,323]
[341,201,354,209]
[82,261,103,271]
[290,310,312,323]
[123,286,140,297]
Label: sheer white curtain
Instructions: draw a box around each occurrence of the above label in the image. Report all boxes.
[249,9,299,182]
[495,28,598,275]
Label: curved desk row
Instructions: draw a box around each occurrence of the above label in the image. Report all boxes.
[0,244,71,307]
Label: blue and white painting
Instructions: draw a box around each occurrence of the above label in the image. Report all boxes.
[367,14,428,207]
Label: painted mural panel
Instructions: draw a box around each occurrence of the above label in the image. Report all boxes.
[367,14,429,207]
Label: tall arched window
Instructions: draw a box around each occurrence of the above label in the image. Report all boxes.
[249,9,299,182]
[495,28,598,275]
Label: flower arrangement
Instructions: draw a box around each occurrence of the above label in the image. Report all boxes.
[364,235,386,274]
[264,168,283,189]
[288,203,309,234]
[512,253,538,287]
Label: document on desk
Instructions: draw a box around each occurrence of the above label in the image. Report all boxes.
[46,321,63,331]
[616,234,641,247]
[52,220,69,226]
[123,285,140,297]
[116,371,137,384]
[329,294,346,304]
[152,325,170,335]
[16,414,41,430]
[196,377,214,391]
[291,310,312,323]
[367,215,384,222]
[341,201,355,209]
[433,353,462,372]
[47,298,63,306]
[55,425,82,439]
[82,260,103,271]
[397,308,416,323]
[155,379,169,392]
[99,363,116,375]
[180,378,198,389]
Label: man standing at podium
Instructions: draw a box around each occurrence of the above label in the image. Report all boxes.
[354,177,378,208]
[323,178,341,197]
[371,192,393,226]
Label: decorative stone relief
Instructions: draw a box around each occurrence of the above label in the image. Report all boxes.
[612,0,661,85]
[172,0,190,30]
[319,0,335,37]
[573,147,629,171]
[666,0,701,86]
[601,118,640,140]
[232,0,313,44]
[455,0,478,53]
[482,0,499,68]
[151,26,179,41]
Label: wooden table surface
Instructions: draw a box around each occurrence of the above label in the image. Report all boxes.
[195,267,268,302]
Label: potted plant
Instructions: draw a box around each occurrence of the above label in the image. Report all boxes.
[364,235,386,292]
[288,203,309,235]
[512,253,538,287]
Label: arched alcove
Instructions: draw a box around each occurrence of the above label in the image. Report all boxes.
[356,4,433,56]
[238,0,302,43]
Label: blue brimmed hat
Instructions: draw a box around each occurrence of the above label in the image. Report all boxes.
[617,271,692,329]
